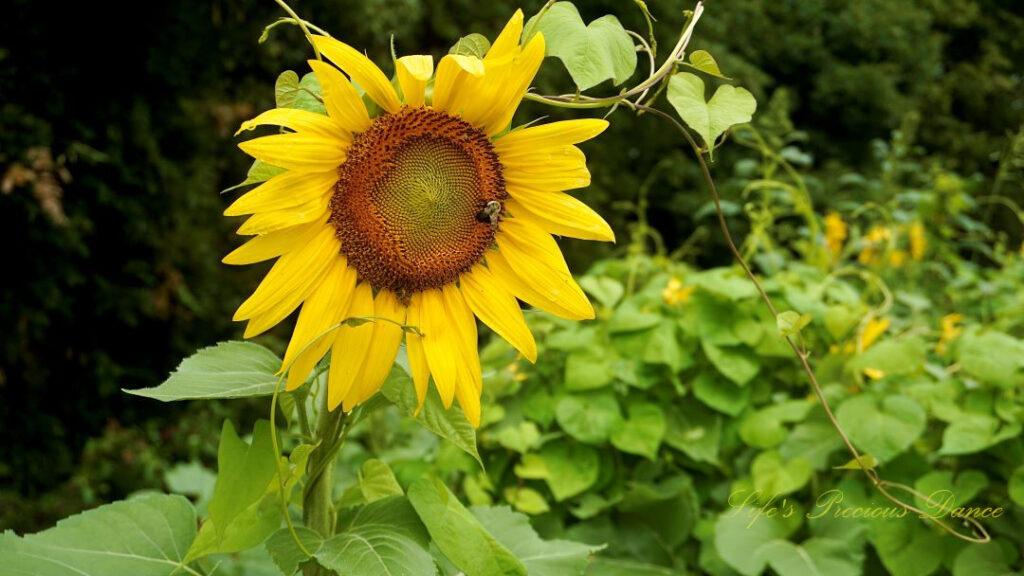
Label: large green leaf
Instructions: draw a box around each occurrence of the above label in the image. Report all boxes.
[208,420,278,543]
[667,72,756,158]
[957,330,1024,387]
[525,2,637,91]
[714,506,801,576]
[556,392,622,444]
[125,341,282,401]
[870,518,944,576]
[751,451,813,496]
[610,401,666,460]
[538,440,601,501]
[358,459,404,503]
[408,477,526,576]
[0,494,197,575]
[836,395,926,462]
[472,506,600,576]
[319,496,434,576]
[760,538,863,576]
[382,360,482,466]
[701,341,761,386]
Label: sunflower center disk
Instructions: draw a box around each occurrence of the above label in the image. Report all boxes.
[331,107,506,300]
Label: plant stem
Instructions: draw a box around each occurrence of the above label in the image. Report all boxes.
[301,396,346,575]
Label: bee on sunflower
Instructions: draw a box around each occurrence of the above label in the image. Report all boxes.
[225,11,613,427]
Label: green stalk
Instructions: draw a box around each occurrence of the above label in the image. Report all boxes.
[301,395,346,576]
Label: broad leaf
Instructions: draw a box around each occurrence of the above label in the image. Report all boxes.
[408,477,526,576]
[525,2,637,91]
[449,33,491,58]
[0,494,197,576]
[836,395,925,463]
[473,505,601,576]
[208,420,278,542]
[358,459,404,503]
[319,496,434,576]
[538,440,601,501]
[125,341,282,401]
[610,401,666,460]
[667,72,756,158]
[556,392,622,444]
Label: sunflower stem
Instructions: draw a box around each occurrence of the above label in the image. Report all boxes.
[301,395,346,575]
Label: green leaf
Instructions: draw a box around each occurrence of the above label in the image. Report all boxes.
[497,421,542,454]
[0,494,197,576]
[870,518,944,576]
[556,392,622,444]
[664,402,722,464]
[610,401,666,460]
[760,538,863,576]
[449,33,491,58]
[125,341,282,401]
[579,276,625,309]
[714,505,801,576]
[848,338,927,377]
[939,414,1020,455]
[382,361,482,466]
[686,49,729,79]
[564,349,616,390]
[780,421,845,470]
[667,72,756,158]
[833,454,878,471]
[836,395,926,463]
[776,310,812,337]
[503,486,550,515]
[913,470,988,515]
[701,341,761,385]
[165,461,216,517]
[739,401,812,449]
[358,459,404,503]
[952,540,1017,576]
[609,301,662,333]
[275,70,300,108]
[957,330,1024,387]
[585,558,679,575]
[209,420,278,541]
[692,370,750,416]
[1009,465,1024,506]
[408,477,526,576]
[319,496,435,576]
[751,451,812,496]
[641,320,686,371]
[222,159,286,194]
[186,492,280,561]
[265,527,323,576]
[539,440,601,501]
[525,2,637,91]
[473,505,601,576]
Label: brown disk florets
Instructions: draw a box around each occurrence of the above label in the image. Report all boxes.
[330,107,506,301]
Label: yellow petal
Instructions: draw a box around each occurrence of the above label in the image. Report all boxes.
[341,289,406,408]
[396,55,433,108]
[307,59,371,133]
[327,282,376,410]
[238,132,346,172]
[432,54,486,117]
[234,224,340,322]
[222,219,322,265]
[454,368,482,427]
[494,119,609,155]
[235,193,330,235]
[224,169,338,216]
[487,9,525,61]
[503,157,591,191]
[480,34,545,135]
[419,288,458,408]
[406,293,431,411]
[235,107,349,142]
[282,259,358,391]
[491,220,594,320]
[485,248,591,321]
[444,283,481,394]
[460,264,537,362]
[505,193,614,242]
[311,36,401,114]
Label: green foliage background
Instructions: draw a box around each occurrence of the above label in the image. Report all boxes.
[1,0,1022,573]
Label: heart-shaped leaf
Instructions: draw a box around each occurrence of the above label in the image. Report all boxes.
[667,72,756,158]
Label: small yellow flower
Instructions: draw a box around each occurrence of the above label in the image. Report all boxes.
[824,212,848,261]
[506,359,528,382]
[858,225,892,266]
[863,368,885,380]
[888,249,908,268]
[936,313,964,355]
[860,317,890,351]
[908,221,926,261]
[662,277,696,307]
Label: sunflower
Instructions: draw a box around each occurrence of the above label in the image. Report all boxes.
[225,11,613,426]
